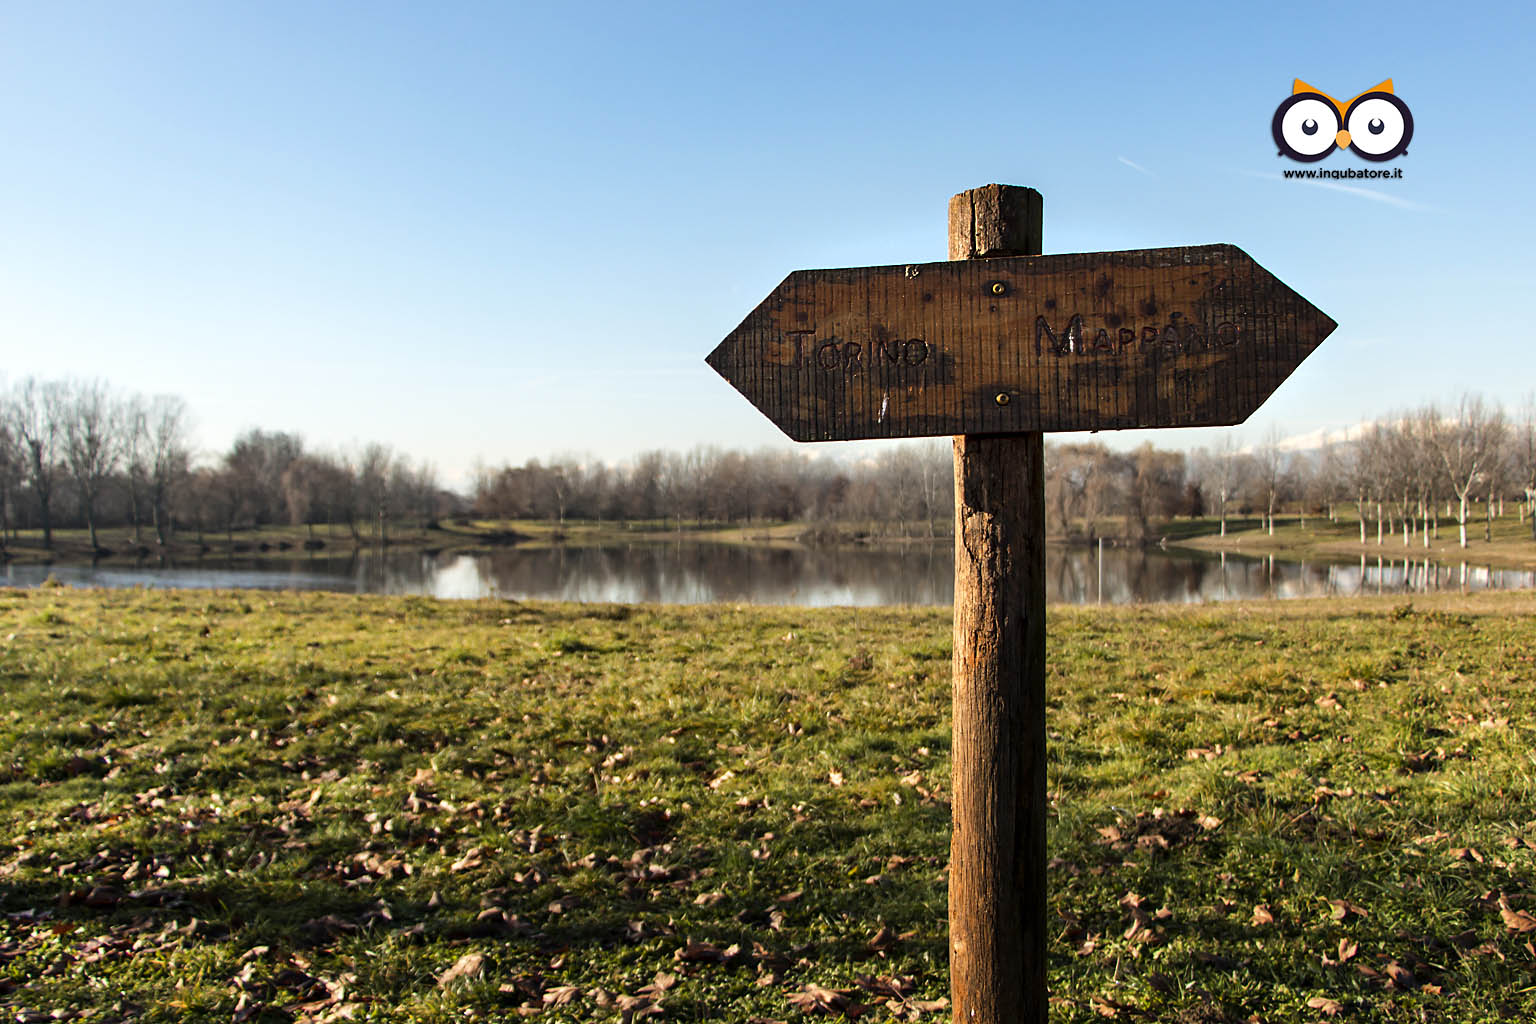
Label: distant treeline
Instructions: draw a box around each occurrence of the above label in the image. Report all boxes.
[0,378,452,551]
[1051,395,1534,548]
[473,395,1536,549]
[472,444,954,537]
[3,376,1533,552]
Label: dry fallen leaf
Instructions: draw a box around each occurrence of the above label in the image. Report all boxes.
[449,847,484,873]
[786,982,866,1016]
[437,952,486,989]
[1385,960,1418,990]
[1500,898,1536,933]
[542,984,581,1006]
[1328,898,1368,922]
[1252,904,1275,926]
[1092,994,1133,1018]
[675,939,725,963]
[614,993,662,1017]
[852,974,915,998]
[1306,995,1343,1016]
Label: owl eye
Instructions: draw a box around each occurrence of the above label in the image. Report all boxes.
[1345,92,1412,161]
[1272,94,1340,161]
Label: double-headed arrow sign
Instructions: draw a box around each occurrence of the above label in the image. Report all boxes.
[707,244,1335,440]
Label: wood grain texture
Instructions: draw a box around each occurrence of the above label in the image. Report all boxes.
[706,244,1335,441]
[949,185,1048,1024]
[948,183,1043,259]
[951,436,1048,1024]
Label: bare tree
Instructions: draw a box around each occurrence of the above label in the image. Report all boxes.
[308,453,359,539]
[178,467,220,546]
[1087,449,1133,540]
[1426,396,1508,548]
[626,451,665,522]
[122,396,149,545]
[225,429,304,527]
[61,379,125,551]
[1126,443,1185,541]
[1519,396,1536,541]
[204,466,242,545]
[1194,434,1242,537]
[1045,443,1103,538]
[1405,408,1441,549]
[1380,416,1417,546]
[1352,423,1392,545]
[281,454,323,537]
[391,458,442,528]
[350,443,394,542]
[915,440,951,537]
[1253,428,1287,536]
[5,378,65,549]
[1314,438,1346,521]
[875,446,924,536]
[541,456,578,526]
[0,416,17,549]
[146,396,191,545]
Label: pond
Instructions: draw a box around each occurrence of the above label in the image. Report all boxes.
[4,542,1532,606]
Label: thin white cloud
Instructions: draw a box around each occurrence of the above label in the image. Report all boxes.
[1117,155,1153,176]
[1310,180,1426,210]
[1239,169,1428,210]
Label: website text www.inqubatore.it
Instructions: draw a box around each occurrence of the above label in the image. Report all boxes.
[1283,167,1404,179]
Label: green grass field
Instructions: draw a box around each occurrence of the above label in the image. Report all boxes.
[2,587,1535,1021]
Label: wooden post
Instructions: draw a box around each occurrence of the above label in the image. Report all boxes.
[706,183,1335,1020]
[947,184,1047,1024]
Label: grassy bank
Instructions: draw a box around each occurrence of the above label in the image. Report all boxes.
[2,588,1536,1021]
[0,524,455,567]
[12,505,1536,574]
[1164,510,1536,571]
[0,519,852,568]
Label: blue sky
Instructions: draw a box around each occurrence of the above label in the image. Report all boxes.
[2,1,1532,485]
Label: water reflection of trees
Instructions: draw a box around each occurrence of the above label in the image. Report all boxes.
[348,544,1536,607]
[12,544,1534,606]
[462,543,957,607]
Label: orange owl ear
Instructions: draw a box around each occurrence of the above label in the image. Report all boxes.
[1338,80,1396,110]
[1292,79,1346,117]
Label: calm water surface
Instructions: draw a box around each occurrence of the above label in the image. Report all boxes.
[5,542,1532,606]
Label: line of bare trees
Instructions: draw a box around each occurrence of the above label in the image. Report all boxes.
[472,443,954,538]
[0,377,451,553]
[474,394,1536,550]
[1184,395,1535,550]
[6,375,1530,554]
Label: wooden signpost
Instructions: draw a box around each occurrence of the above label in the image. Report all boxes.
[706,184,1335,1023]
